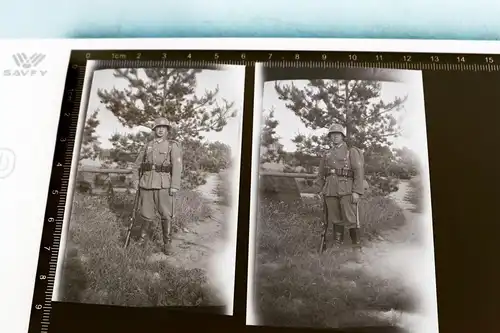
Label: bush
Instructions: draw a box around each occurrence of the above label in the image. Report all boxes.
[365,174,400,197]
[58,190,217,307]
[254,195,411,329]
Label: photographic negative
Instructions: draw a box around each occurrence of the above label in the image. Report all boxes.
[52,61,245,315]
[247,65,438,332]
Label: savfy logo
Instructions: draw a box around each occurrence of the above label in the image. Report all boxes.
[3,53,48,77]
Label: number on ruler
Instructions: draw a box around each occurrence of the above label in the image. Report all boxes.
[430,56,439,62]
[457,56,465,63]
[321,54,327,60]
[268,53,272,60]
[48,217,54,223]
[375,54,383,61]
[35,304,42,310]
[187,53,192,59]
[294,53,300,60]
[56,162,62,167]
[136,53,141,59]
[85,53,91,59]
[214,53,219,60]
[64,112,70,117]
[403,55,411,62]
[162,53,167,60]
[349,54,357,61]
[241,53,246,60]
[44,246,51,251]
[485,56,494,63]
[39,275,47,280]
[72,64,78,69]
[52,190,59,195]
[60,137,66,142]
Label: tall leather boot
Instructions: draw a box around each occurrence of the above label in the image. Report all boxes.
[349,228,363,263]
[160,218,172,255]
[333,224,345,247]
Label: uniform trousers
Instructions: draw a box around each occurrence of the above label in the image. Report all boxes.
[324,194,358,229]
[138,188,173,242]
[139,188,173,220]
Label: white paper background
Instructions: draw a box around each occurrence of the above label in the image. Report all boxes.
[1,38,500,333]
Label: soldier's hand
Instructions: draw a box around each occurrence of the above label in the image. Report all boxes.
[351,192,360,204]
[315,184,323,194]
[170,188,178,196]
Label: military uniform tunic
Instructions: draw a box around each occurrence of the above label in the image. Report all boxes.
[132,137,182,221]
[317,142,364,228]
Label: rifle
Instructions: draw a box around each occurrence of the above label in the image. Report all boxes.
[319,193,329,254]
[124,188,140,248]
[167,190,176,239]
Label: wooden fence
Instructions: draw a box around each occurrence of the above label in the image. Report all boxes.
[77,166,134,195]
[78,166,371,203]
[259,171,370,203]
[259,171,317,203]
[76,165,317,200]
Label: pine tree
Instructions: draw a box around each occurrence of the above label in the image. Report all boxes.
[96,68,237,188]
[274,79,408,195]
[260,107,285,164]
[107,131,151,167]
[79,109,101,161]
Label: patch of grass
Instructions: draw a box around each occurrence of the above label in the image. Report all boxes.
[108,188,211,236]
[59,190,219,307]
[404,177,423,214]
[295,178,317,194]
[254,195,413,329]
[359,196,407,240]
[214,169,232,207]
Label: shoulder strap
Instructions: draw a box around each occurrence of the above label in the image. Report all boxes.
[142,141,151,164]
[169,139,181,149]
[347,146,364,169]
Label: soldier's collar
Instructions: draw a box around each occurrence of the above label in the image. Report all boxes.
[332,142,345,149]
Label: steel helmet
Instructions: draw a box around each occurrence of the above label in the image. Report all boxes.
[152,117,171,130]
[327,123,346,137]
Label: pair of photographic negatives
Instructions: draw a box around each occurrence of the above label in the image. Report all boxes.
[50,60,436,332]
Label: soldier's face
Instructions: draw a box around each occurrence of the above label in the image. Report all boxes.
[155,126,168,137]
[330,132,344,145]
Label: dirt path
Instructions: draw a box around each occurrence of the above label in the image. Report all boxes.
[147,173,226,302]
[341,179,437,332]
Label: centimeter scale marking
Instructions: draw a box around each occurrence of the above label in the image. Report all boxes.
[31,63,86,333]
[87,59,500,71]
[28,48,500,332]
[68,50,500,71]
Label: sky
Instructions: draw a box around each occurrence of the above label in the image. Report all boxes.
[260,69,428,156]
[82,65,245,158]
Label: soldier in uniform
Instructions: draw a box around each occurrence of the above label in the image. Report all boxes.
[317,123,365,260]
[132,117,182,255]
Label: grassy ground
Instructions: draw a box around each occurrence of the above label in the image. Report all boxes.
[254,193,411,329]
[296,178,317,194]
[58,189,220,307]
[404,176,423,213]
[214,169,232,207]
